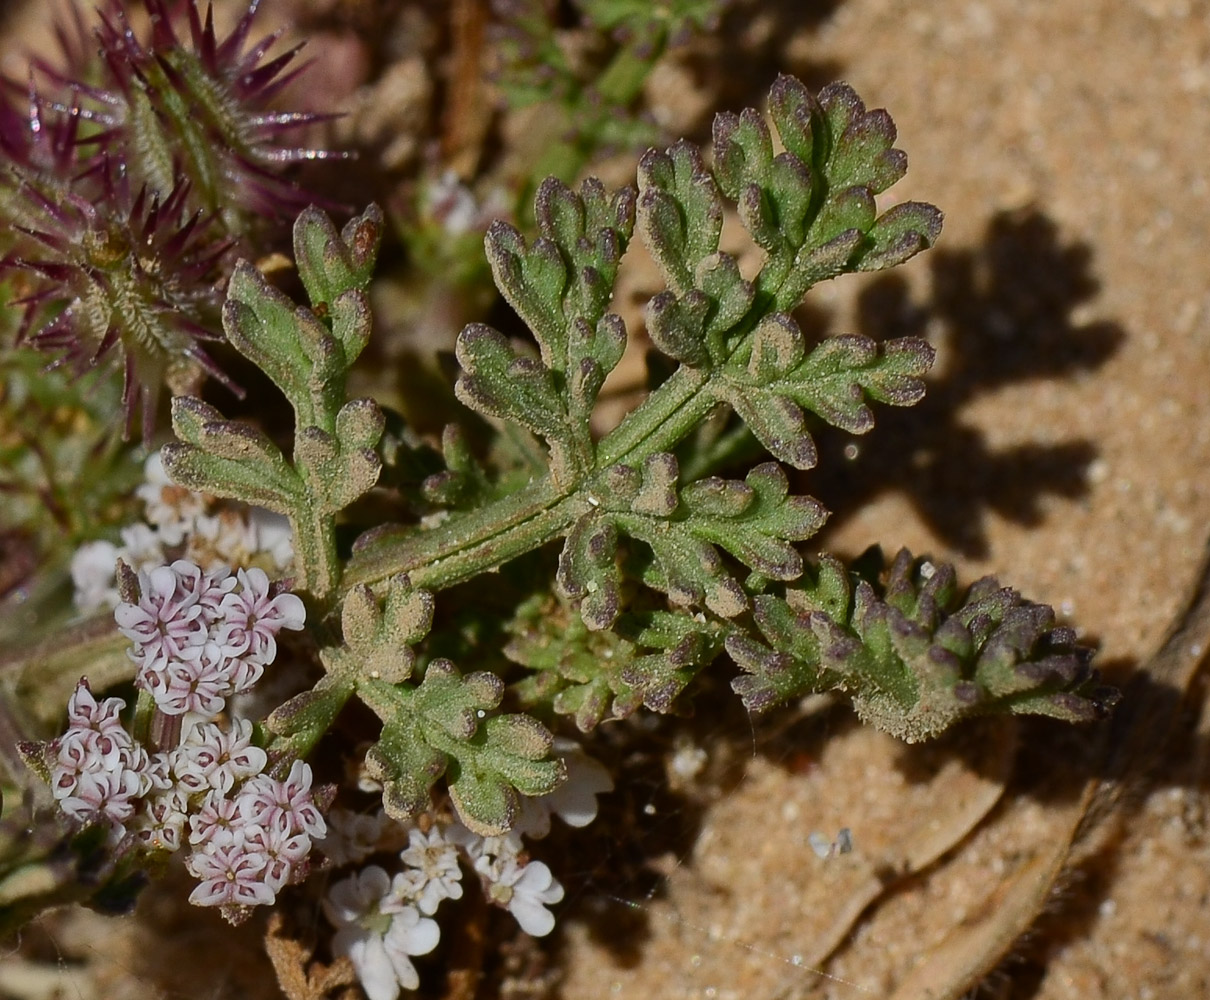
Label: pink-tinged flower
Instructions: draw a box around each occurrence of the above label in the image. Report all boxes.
[172,718,267,795]
[218,567,305,666]
[53,746,150,830]
[169,559,238,626]
[187,792,247,852]
[64,678,126,734]
[476,855,564,937]
[185,843,276,908]
[131,786,190,853]
[115,564,206,668]
[237,759,325,840]
[143,641,231,718]
[244,822,313,892]
[324,866,441,1000]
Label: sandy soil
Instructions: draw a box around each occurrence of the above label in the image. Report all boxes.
[3,1,1209,999]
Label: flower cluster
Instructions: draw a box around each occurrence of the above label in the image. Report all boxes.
[71,450,293,613]
[319,745,611,1000]
[115,559,304,717]
[51,681,153,832]
[45,561,322,921]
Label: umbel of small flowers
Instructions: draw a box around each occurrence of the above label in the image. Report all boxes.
[35,559,324,924]
[320,745,612,1000]
[71,448,294,614]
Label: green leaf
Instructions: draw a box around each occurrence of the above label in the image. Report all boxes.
[556,511,623,631]
[711,313,936,467]
[360,662,562,835]
[562,455,824,627]
[507,592,643,731]
[614,610,727,713]
[454,325,567,443]
[637,141,724,296]
[294,203,384,309]
[340,576,434,684]
[728,548,1120,741]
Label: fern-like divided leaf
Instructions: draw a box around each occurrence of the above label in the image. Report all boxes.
[360,661,565,836]
[507,594,727,729]
[712,313,935,469]
[631,75,941,470]
[456,178,634,482]
[557,457,826,629]
[163,205,386,601]
[715,76,944,305]
[728,548,1120,742]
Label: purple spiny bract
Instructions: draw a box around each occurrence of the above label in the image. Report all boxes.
[8,159,239,441]
[78,0,341,230]
[0,0,343,438]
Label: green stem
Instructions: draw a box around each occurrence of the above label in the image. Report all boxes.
[290,499,341,607]
[343,365,720,593]
[342,478,582,594]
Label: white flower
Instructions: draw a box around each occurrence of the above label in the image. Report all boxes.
[118,523,166,573]
[324,866,441,1000]
[249,508,294,571]
[514,741,613,839]
[319,808,388,867]
[64,678,126,734]
[137,451,207,545]
[71,541,119,612]
[396,825,463,915]
[476,855,564,937]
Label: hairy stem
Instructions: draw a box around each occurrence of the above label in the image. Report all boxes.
[344,364,719,592]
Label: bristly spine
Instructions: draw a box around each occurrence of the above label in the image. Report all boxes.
[0,0,345,439]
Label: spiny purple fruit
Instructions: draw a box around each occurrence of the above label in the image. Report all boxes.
[0,0,344,439]
[30,0,341,231]
[8,159,240,441]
